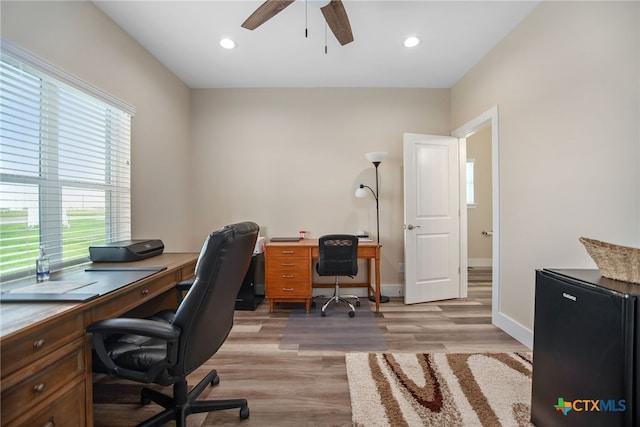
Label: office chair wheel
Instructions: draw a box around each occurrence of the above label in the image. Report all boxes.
[348,310,355,318]
[240,405,250,419]
[211,373,220,386]
[321,310,326,317]
[356,300,361,307]
[141,396,151,405]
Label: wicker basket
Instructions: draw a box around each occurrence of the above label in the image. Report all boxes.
[579,237,640,284]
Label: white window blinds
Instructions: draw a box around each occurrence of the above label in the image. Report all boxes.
[0,41,134,281]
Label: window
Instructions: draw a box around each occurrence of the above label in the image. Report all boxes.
[0,41,135,282]
[466,159,476,207]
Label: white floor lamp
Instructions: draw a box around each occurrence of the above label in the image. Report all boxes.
[355,151,390,303]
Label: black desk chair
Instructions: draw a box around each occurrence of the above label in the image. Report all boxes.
[313,234,360,317]
[87,221,259,427]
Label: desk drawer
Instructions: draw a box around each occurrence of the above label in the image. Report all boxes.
[266,259,310,297]
[265,243,312,310]
[266,246,307,258]
[267,260,309,276]
[177,260,197,281]
[266,261,310,285]
[2,340,85,426]
[91,271,176,321]
[1,314,83,377]
[5,378,85,427]
[266,281,310,298]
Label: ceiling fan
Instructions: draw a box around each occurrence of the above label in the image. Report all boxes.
[241,0,354,46]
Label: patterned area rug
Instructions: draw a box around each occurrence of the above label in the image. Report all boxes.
[346,352,533,426]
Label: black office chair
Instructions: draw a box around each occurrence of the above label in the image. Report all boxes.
[87,221,259,427]
[313,234,360,317]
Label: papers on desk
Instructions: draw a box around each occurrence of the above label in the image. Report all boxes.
[8,281,96,294]
[0,293,100,302]
[1,281,100,302]
[0,266,167,303]
[358,237,373,242]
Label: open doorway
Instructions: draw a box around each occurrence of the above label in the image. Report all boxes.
[452,106,500,324]
[466,127,493,303]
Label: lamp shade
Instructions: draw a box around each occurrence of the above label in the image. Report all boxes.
[365,152,387,163]
[355,186,368,198]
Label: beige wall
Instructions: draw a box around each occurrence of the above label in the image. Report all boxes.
[466,126,492,265]
[1,1,194,251]
[3,0,639,339]
[452,1,640,335]
[1,0,451,288]
[190,88,450,285]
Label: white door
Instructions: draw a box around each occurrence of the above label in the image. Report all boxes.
[403,133,461,304]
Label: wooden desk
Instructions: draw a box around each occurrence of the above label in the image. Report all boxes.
[0,253,198,427]
[264,239,382,313]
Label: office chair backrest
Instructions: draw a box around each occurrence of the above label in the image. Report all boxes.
[317,234,358,277]
[172,221,259,376]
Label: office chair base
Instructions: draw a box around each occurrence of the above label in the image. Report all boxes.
[137,369,249,427]
[319,294,360,317]
[312,295,360,308]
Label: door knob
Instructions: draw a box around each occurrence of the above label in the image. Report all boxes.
[405,224,421,230]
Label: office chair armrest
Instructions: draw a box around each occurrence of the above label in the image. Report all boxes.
[87,317,180,341]
[176,279,194,291]
[176,279,195,303]
[87,318,181,382]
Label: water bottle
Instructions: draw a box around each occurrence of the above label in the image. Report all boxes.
[36,246,50,282]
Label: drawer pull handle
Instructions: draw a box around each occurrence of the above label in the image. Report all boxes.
[282,288,295,291]
[141,289,150,296]
[282,263,295,267]
[42,418,55,427]
[33,383,46,394]
[282,275,294,279]
[33,339,46,349]
[281,250,295,254]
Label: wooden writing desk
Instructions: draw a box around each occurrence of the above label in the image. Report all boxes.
[0,253,198,427]
[265,239,382,313]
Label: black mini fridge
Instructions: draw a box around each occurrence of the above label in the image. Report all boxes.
[531,269,638,427]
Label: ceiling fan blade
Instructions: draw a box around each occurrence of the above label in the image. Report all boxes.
[320,0,354,46]
[241,0,296,30]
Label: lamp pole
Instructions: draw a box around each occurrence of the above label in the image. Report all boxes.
[356,152,389,303]
[358,183,379,243]
[373,160,381,243]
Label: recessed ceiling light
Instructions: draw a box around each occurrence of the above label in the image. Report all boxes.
[403,36,421,48]
[220,38,236,49]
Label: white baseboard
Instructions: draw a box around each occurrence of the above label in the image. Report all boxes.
[382,284,403,297]
[493,311,533,349]
[469,258,492,267]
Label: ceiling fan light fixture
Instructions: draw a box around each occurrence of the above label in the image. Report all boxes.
[219,38,236,49]
[403,36,421,48]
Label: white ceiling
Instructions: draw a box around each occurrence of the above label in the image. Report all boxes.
[93,0,539,89]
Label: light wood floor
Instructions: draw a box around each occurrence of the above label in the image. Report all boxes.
[93,267,529,426]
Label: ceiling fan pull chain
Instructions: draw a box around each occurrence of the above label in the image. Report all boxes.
[324,22,328,54]
[305,0,308,38]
